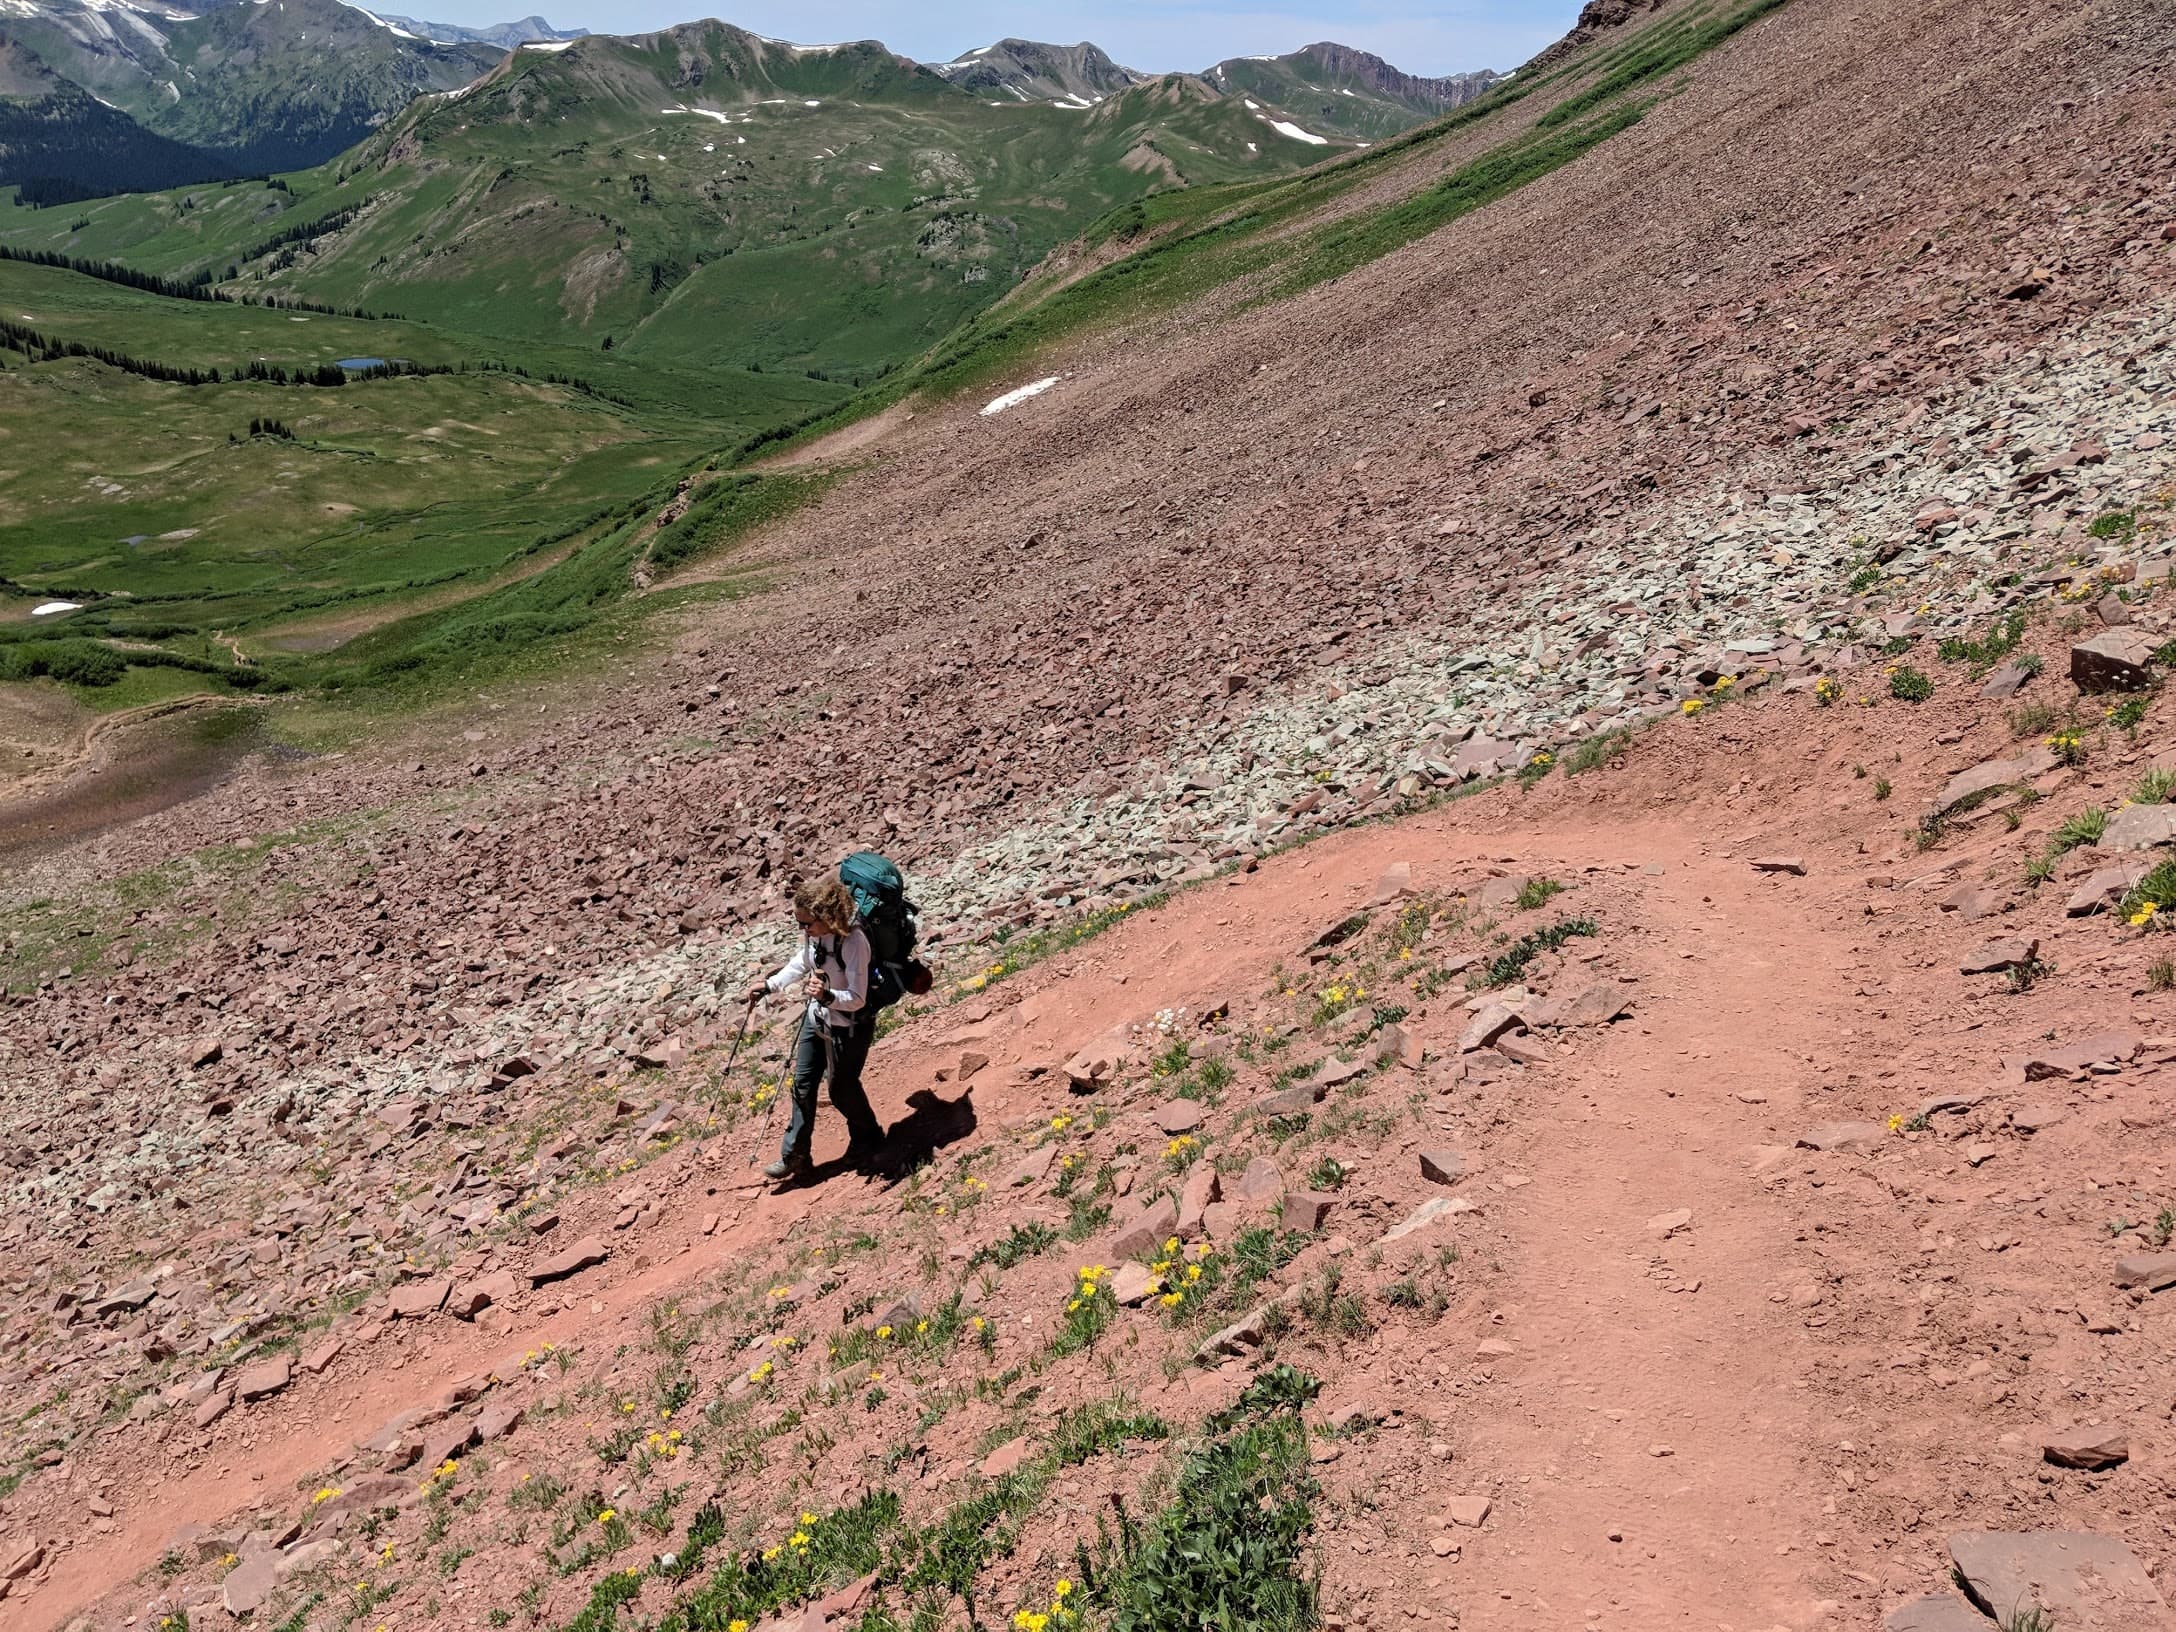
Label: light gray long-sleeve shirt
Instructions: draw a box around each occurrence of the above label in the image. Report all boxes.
[766,926,871,1028]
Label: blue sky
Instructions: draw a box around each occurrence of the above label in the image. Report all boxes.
[429,1,1579,75]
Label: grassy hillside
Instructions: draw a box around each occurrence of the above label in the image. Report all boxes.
[0,254,838,704]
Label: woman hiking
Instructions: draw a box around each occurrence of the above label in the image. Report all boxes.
[744,876,888,1181]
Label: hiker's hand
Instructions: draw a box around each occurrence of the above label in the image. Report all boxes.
[742,980,768,1006]
[803,973,829,1003]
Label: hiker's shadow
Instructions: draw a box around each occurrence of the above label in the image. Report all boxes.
[871,1087,976,1188]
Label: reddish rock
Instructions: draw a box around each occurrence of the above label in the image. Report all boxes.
[1062,1036,1128,1091]
[475,1402,526,1442]
[1948,1530,2168,1624]
[1445,1495,1492,1527]
[528,1236,609,1287]
[1282,1191,1335,1232]
[2113,1253,2176,1292]
[1004,1145,1056,1188]
[2020,1031,2140,1079]
[1551,982,1630,1028]
[389,1278,452,1319]
[1176,1164,1222,1239]
[1156,1099,1206,1135]
[1111,1262,1158,1306]
[1886,1594,1997,1632]
[1109,1194,1179,1261]
[234,1356,291,1402]
[1959,937,2037,976]
[980,1436,1031,1479]
[1369,862,1415,905]
[1750,856,1806,875]
[1936,748,2056,813]
[301,1338,343,1375]
[1459,1002,1525,1054]
[1231,1157,1283,1204]
[222,1551,280,1615]
[449,1271,518,1321]
[1797,1121,1885,1155]
[1420,1149,1466,1185]
[2041,1425,2128,1470]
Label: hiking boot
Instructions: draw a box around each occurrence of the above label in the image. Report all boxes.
[844,1140,886,1173]
[763,1154,810,1183]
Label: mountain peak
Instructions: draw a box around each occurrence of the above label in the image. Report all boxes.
[928,37,1145,106]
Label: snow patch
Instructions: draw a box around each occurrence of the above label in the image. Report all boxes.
[1263,117,1328,145]
[866,163,883,171]
[519,38,573,50]
[980,376,1061,417]
[1338,87,1355,96]
[663,105,733,123]
[1242,98,1258,109]
[338,1,422,39]
[29,602,81,617]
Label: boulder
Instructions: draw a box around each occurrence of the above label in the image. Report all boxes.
[1175,1165,1221,1239]
[1886,1594,2000,1632]
[1282,1190,1336,1232]
[1109,1194,1179,1261]
[1230,1158,1283,1204]
[1110,1262,1158,1306]
[2113,1253,2176,1292]
[1960,937,2037,975]
[2100,803,2176,852]
[2042,1425,2128,1471]
[2021,1032,2139,1079]
[528,1236,608,1288]
[1797,1122,1886,1155]
[1062,1036,1129,1092]
[1980,660,2035,700]
[222,1552,281,1616]
[1751,856,1807,875]
[2070,628,2157,693]
[389,1278,452,1320]
[2067,860,2151,916]
[234,1356,292,1402]
[1419,1149,1466,1185]
[1550,982,1631,1028]
[1947,1530,2169,1626]
[449,1271,518,1321]
[1155,1100,1206,1135]
[1459,1002,1526,1054]
[1936,748,2055,813]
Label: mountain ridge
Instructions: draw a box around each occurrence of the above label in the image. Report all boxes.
[0,1,1503,199]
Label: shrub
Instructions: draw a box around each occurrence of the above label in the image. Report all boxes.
[1888,666,1934,702]
[2133,768,2176,806]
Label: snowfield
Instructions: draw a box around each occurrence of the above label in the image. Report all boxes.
[980,376,1061,416]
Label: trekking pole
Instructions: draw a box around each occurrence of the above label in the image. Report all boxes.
[723,993,758,1075]
[749,1001,811,1170]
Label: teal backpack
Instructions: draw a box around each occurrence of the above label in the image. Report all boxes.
[839,852,927,1008]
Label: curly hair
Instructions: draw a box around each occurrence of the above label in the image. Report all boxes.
[792,875,857,934]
